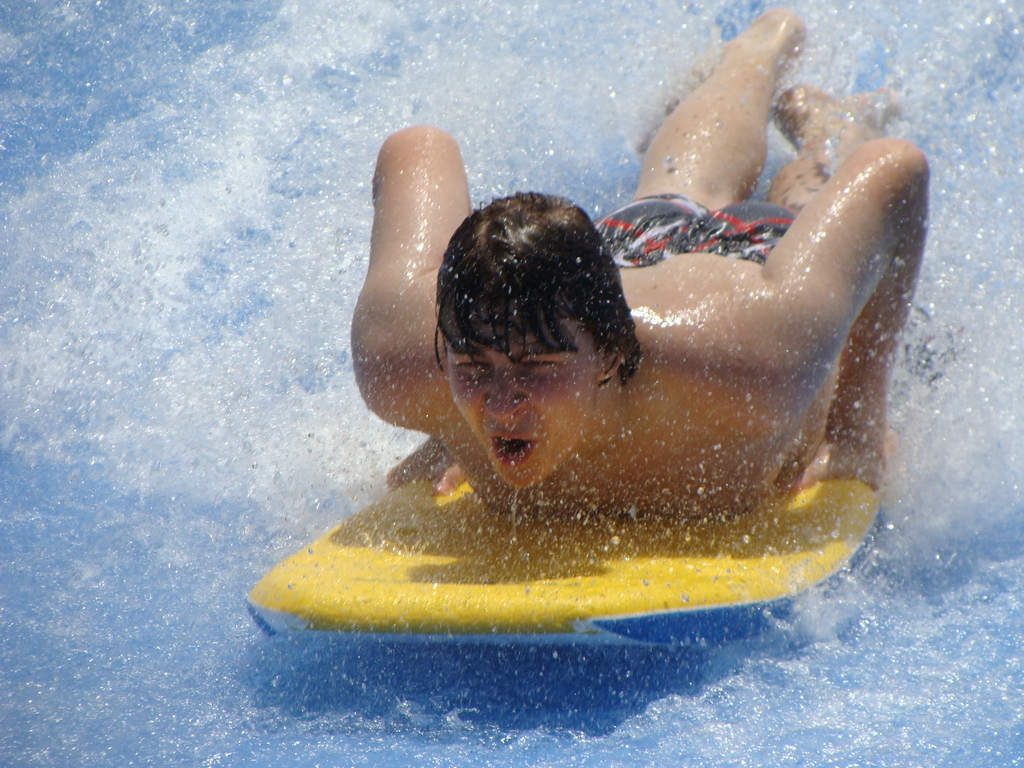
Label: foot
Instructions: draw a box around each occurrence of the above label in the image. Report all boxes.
[767,85,900,211]
[773,85,900,167]
[721,9,806,76]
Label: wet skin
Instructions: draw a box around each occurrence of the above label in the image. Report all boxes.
[445,329,620,489]
[352,9,928,515]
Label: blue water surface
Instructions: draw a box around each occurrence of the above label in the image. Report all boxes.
[2,0,1024,765]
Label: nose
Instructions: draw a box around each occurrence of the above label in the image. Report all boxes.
[484,369,528,417]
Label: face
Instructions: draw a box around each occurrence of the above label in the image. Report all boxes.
[446,327,618,489]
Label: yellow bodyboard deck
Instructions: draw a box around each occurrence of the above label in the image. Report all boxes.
[248,479,877,645]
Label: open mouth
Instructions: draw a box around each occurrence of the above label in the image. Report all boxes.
[491,437,535,466]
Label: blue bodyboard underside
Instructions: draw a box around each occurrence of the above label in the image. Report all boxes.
[585,598,793,645]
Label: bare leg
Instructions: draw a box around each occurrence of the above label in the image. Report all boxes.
[634,9,805,208]
[767,85,899,212]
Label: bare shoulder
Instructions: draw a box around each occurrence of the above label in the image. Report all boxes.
[351,126,473,432]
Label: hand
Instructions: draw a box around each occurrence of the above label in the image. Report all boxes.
[386,437,468,495]
[386,437,452,490]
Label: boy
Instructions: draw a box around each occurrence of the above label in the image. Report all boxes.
[352,9,927,518]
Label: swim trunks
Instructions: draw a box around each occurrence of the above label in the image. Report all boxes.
[596,194,794,268]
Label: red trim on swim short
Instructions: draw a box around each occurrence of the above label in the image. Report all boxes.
[643,237,671,255]
[709,210,794,235]
[599,217,671,255]
[599,218,640,232]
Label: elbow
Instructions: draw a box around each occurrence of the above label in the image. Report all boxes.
[352,347,407,426]
[352,338,442,430]
[351,321,400,424]
[351,307,392,422]
[352,347,382,414]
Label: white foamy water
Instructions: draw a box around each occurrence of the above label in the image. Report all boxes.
[2,0,1023,765]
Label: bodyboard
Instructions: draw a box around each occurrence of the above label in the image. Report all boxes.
[248,479,877,645]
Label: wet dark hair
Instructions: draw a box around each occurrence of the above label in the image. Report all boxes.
[436,192,641,384]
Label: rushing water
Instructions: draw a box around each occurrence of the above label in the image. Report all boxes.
[2,0,1023,765]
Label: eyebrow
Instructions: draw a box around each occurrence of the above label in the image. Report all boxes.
[451,339,573,360]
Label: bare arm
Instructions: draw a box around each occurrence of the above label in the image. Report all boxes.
[351,126,472,433]
[759,138,927,348]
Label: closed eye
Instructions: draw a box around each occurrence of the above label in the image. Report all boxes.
[518,354,568,368]
[450,356,491,371]
[520,359,560,370]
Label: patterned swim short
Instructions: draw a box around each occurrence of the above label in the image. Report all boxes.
[596,194,795,268]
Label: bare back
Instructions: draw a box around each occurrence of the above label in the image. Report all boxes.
[352,10,928,518]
